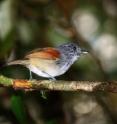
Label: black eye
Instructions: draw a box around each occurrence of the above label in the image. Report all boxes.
[73,46,76,51]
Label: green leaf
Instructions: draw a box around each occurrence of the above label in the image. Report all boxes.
[11,95,28,124]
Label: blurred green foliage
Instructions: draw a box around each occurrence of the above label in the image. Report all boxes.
[11,95,28,124]
[0,0,117,124]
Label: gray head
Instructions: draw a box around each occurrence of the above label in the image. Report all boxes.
[57,42,87,59]
[55,42,87,75]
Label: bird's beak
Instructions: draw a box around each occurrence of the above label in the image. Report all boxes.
[81,48,88,54]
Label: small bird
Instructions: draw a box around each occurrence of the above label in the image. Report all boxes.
[7,42,87,80]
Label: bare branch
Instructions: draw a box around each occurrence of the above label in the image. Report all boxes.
[0,75,117,92]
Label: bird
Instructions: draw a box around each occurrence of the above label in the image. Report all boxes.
[7,42,88,80]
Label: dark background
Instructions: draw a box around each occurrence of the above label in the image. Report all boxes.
[0,0,117,124]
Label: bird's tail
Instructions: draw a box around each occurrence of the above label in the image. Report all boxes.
[7,60,29,66]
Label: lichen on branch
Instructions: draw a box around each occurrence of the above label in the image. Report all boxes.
[0,75,117,92]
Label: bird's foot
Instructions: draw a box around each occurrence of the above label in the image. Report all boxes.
[40,90,47,99]
[49,77,56,81]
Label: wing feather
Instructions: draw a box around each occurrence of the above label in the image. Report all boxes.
[25,47,60,60]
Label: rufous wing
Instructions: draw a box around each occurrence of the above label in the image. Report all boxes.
[25,47,61,60]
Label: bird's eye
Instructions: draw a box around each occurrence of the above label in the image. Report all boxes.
[73,46,76,51]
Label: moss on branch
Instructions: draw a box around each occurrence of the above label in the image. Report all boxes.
[0,75,117,92]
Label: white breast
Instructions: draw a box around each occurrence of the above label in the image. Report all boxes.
[27,55,78,78]
[28,61,61,78]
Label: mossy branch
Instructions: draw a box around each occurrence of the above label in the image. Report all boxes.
[0,75,117,92]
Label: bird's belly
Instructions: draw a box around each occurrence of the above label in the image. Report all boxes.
[28,59,61,78]
[29,66,50,77]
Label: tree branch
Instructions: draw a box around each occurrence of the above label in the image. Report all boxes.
[0,75,117,92]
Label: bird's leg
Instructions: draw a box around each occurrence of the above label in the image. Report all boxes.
[49,77,56,81]
[40,71,56,99]
[41,70,56,81]
[29,70,33,80]
[40,91,47,99]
